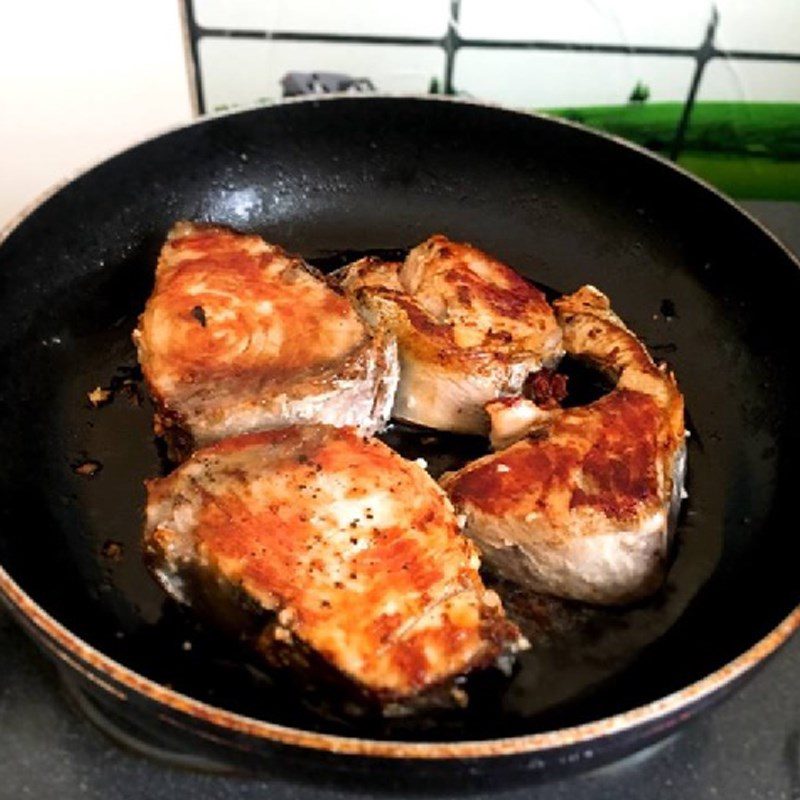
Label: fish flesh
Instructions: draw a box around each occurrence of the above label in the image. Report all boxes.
[134,222,398,458]
[441,286,686,605]
[334,235,562,434]
[144,425,526,703]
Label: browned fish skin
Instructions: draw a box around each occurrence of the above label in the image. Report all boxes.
[441,286,686,606]
[133,223,398,458]
[144,425,525,701]
[336,235,563,434]
[556,285,684,449]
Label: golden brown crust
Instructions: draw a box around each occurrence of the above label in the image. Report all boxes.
[445,285,685,536]
[441,284,686,604]
[134,223,398,449]
[341,235,562,374]
[443,390,663,535]
[144,426,523,699]
[553,285,684,452]
[138,223,365,388]
[336,235,563,433]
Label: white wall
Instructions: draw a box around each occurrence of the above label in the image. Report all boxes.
[2,0,797,228]
[0,1,194,228]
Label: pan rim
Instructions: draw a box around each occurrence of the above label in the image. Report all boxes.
[1,94,799,760]
[2,93,799,267]
[2,562,799,758]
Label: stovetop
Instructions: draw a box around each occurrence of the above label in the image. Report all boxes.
[1,200,798,800]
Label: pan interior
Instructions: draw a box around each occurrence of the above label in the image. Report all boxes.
[0,98,797,743]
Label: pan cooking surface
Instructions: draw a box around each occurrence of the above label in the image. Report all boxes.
[0,98,797,745]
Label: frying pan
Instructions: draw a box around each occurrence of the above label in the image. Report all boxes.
[0,96,798,788]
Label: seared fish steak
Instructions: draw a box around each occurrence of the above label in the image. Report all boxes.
[335,235,563,434]
[134,222,398,458]
[144,425,525,702]
[442,286,686,605]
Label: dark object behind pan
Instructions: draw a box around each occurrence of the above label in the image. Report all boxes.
[0,97,798,784]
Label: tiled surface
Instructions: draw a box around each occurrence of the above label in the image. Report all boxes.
[715,0,800,53]
[199,38,445,111]
[698,60,800,103]
[193,0,450,37]
[188,1,800,110]
[453,50,695,107]
[0,200,798,800]
[457,0,714,47]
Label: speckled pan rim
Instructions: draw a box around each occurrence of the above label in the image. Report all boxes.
[1,95,799,760]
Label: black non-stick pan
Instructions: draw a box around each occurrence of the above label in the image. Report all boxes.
[0,97,798,788]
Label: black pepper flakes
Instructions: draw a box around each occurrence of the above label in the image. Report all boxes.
[191,305,207,327]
